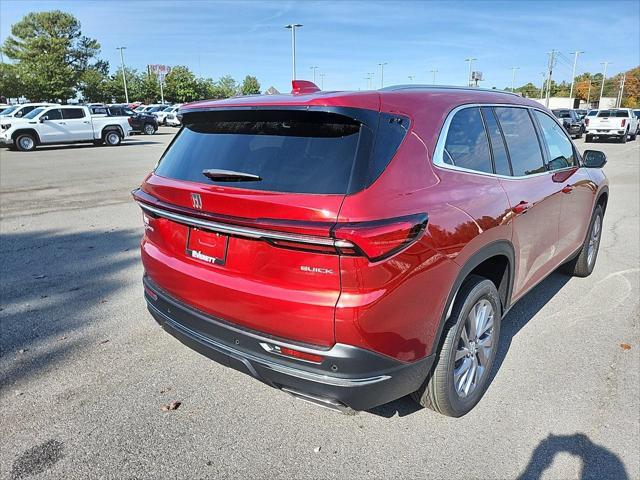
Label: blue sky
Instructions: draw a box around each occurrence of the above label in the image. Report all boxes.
[1,0,639,93]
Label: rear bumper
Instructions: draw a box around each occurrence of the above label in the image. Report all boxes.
[587,128,626,136]
[143,276,433,412]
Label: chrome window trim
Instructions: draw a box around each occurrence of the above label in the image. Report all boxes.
[432,103,578,180]
[136,200,355,248]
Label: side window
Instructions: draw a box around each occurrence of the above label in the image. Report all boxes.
[534,111,577,170]
[494,107,545,176]
[62,108,86,119]
[42,109,63,120]
[481,107,512,176]
[443,107,493,174]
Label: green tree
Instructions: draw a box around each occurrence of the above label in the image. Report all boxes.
[0,62,24,100]
[140,71,160,103]
[195,77,217,99]
[79,60,110,102]
[213,75,237,98]
[164,66,199,103]
[240,75,260,95]
[107,67,142,103]
[1,10,100,102]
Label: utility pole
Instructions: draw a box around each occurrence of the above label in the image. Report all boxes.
[364,73,372,90]
[310,66,318,84]
[540,72,546,99]
[510,66,520,92]
[367,72,375,89]
[430,68,438,84]
[545,50,557,107]
[284,24,303,81]
[378,62,387,88]
[465,57,477,87]
[568,51,584,100]
[586,79,592,106]
[319,73,325,90]
[617,74,627,107]
[116,46,129,103]
[599,61,610,107]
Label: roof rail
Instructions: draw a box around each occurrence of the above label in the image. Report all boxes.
[380,84,521,97]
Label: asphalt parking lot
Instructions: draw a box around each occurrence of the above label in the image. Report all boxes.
[1,127,638,480]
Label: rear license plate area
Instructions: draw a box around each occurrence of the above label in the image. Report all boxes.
[186,228,228,265]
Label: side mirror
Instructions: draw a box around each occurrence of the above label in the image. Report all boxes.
[583,150,607,168]
[39,117,47,122]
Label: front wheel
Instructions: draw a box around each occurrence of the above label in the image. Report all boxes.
[103,130,122,146]
[412,275,501,417]
[15,133,37,152]
[143,123,155,135]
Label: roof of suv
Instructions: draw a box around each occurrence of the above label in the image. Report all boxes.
[181,85,540,113]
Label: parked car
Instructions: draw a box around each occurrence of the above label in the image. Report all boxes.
[154,105,180,125]
[575,109,588,120]
[104,105,158,135]
[0,105,132,151]
[585,108,638,143]
[633,110,640,133]
[0,102,56,120]
[552,109,583,138]
[133,82,609,417]
[165,108,182,127]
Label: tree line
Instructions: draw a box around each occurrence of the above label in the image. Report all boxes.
[507,68,639,107]
[0,10,261,104]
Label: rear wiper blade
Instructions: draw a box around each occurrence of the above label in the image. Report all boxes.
[202,169,262,182]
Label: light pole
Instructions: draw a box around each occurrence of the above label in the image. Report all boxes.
[430,68,438,85]
[116,46,129,103]
[540,72,546,99]
[465,57,477,87]
[378,62,387,88]
[319,73,325,90]
[599,61,610,107]
[285,24,303,81]
[568,51,584,100]
[510,66,520,92]
[310,65,318,84]
[368,72,375,89]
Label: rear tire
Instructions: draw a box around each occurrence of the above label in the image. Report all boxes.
[15,133,37,152]
[103,130,122,146]
[412,275,501,417]
[143,123,155,135]
[620,133,627,143]
[561,205,604,278]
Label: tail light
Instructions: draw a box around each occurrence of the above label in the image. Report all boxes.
[128,117,134,127]
[261,343,325,363]
[621,119,626,127]
[332,214,428,262]
[585,118,589,126]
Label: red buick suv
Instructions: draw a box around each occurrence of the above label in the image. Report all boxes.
[133,81,608,417]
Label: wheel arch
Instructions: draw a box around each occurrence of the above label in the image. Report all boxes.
[101,124,124,138]
[430,241,515,356]
[11,128,41,144]
[595,186,609,214]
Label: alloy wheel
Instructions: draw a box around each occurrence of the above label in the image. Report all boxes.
[453,299,495,399]
[587,213,602,266]
[18,136,34,150]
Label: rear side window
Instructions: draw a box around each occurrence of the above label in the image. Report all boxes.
[494,107,545,176]
[534,111,577,170]
[481,107,512,176]
[155,109,405,195]
[62,108,86,119]
[443,107,492,174]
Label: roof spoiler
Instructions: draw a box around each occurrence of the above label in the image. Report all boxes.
[291,80,320,95]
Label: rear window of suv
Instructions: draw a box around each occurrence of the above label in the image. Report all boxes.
[154,109,407,195]
[597,110,628,117]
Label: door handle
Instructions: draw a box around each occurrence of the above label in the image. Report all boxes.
[561,185,574,194]
[58,122,66,125]
[513,201,531,214]
[83,121,90,124]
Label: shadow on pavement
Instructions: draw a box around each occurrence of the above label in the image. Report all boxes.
[367,271,571,418]
[0,228,140,389]
[517,433,628,479]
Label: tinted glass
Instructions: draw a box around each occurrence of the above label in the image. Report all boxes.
[494,107,545,176]
[443,107,492,174]
[0,106,18,116]
[553,110,571,118]
[587,110,598,116]
[155,110,364,194]
[481,107,512,176]
[92,107,108,115]
[597,110,628,117]
[62,108,86,119]
[42,109,63,120]
[23,107,45,119]
[534,111,577,170]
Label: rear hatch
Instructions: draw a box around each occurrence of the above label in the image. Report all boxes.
[135,106,408,347]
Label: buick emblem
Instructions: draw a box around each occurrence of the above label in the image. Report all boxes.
[191,193,202,210]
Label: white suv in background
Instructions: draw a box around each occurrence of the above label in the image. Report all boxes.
[0,103,57,120]
[585,108,638,143]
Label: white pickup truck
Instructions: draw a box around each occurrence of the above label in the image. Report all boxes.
[585,108,638,143]
[0,105,132,151]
